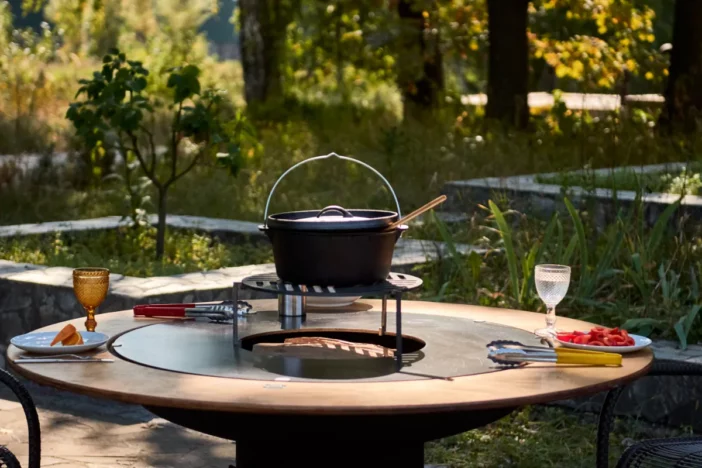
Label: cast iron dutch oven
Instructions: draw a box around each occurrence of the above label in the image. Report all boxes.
[259,153,407,287]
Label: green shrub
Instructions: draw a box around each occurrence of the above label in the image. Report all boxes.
[0,228,272,277]
[416,196,702,348]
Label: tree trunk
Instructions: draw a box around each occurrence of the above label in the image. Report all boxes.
[659,0,702,132]
[397,0,444,119]
[238,0,293,107]
[239,0,267,104]
[486,0,529,129]
[155,189,167,260]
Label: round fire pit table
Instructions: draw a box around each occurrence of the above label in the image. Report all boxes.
[7,299,652,468]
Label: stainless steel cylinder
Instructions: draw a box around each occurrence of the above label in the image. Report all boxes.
[278,294,306,317]
[280,315,304,330]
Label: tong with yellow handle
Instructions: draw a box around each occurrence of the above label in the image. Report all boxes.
[552,347,622,366]
[486,340,622,367]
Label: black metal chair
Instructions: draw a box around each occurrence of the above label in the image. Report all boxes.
[596,359,702,468]
[0,368,40,468]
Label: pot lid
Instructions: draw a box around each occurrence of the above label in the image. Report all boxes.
[267,205,398,231]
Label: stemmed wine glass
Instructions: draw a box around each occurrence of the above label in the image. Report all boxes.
[73,268,110,332]
[534,264,571,337]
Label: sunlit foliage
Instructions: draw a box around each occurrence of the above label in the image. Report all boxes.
[432,0,666,92]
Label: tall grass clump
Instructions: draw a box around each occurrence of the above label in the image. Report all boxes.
[417,194,702,348]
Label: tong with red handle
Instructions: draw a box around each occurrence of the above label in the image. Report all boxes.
[133,301,254,318]
[133,303,196,317]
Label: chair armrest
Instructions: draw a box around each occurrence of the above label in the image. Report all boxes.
[0,445,21,468]
[596,359,702,468]
[616,436,702,468]
[0,369,41,468]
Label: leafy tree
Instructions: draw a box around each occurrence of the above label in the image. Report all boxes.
[67,50,257,258]
[434,0,663,100]
[283,0,396,105]
[44,0,120,56]
[529,0,663,91]
[0,1,11,50]
[44,0,216,65]
[0,2,59,151]
[659,0,702,132]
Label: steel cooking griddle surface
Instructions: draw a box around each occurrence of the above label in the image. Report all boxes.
[112,306,543,383]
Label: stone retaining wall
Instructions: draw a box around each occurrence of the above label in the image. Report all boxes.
[0,214,264,242]
[0,261,278,368]
[442,163,702,228]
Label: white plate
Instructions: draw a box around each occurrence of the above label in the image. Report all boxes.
[11,331,109,355]
[306,296,362,308]
[556,333,652,354]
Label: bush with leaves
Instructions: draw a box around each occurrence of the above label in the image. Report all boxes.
[0,2,61,153]
[67,49,258,258]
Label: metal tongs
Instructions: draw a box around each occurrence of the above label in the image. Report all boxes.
[185,301,255,322]
[487,340,622,367]
[134,301,255,322]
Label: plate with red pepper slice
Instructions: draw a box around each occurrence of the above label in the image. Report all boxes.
[555,327,651,353]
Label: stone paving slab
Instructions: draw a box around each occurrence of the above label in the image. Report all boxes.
[0,379,446,467]
[460,92,663,112]
[0,379,237,468]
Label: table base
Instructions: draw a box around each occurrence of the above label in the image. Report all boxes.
[235,438,424,468]
[145,405,515,468]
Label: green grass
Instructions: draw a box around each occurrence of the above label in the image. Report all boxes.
[1,106,693,227]
[412,196,702,347]
[425,406,691,468]
[0,227,272,277]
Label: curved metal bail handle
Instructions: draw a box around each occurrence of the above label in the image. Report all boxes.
[263,152,402,224]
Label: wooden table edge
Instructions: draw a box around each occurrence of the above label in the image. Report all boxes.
[7,353,653,416]
[6,299,655,416]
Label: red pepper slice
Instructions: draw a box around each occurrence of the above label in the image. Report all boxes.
[573,335,591,345]
[560,327,636,347]
[609,334,625,344]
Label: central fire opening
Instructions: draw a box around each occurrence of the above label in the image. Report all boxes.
[241,328,425,380]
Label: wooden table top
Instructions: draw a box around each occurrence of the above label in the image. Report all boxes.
[7,300,653,416]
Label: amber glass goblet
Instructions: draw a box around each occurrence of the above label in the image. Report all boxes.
[72,268,110,332]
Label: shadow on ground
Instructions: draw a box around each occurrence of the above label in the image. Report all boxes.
[0,376,236,467]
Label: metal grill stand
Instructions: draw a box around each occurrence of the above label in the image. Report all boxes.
[232,272,422,370]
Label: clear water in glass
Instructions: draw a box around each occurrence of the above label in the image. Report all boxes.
[535,278,569,307]
[534,264,571,337]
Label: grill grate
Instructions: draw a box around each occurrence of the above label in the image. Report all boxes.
[241,272,423,297]
[235,272,422,371]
